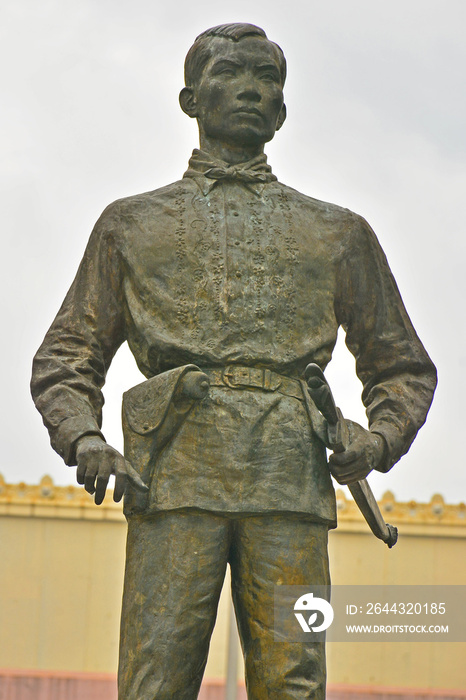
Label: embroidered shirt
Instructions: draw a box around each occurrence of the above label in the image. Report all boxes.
[31,151,436,521]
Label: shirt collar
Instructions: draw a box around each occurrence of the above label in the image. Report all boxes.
[183,149,276,197]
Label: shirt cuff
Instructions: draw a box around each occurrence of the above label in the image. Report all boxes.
[52,415,105,466]
[370,422,402,473]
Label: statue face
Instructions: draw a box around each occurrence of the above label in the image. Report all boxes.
[192,36,286,149]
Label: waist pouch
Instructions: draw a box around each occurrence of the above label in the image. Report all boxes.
[122,364,208,513]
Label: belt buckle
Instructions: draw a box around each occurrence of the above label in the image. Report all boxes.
[222,366,282,392]
[222,365,249,388]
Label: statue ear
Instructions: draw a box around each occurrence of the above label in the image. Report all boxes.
[179,87,198,118]
[276,103,287,131]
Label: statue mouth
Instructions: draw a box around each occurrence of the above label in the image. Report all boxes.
[234,107,262,117]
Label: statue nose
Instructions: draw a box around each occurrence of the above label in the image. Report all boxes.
[237,88,261,103]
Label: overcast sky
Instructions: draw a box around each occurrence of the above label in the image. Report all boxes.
[1,0,465,504]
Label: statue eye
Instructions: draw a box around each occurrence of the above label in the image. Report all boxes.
[260,71,279,82]
[216,66,236,76]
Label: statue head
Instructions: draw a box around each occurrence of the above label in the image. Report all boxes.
[179,23,287,155]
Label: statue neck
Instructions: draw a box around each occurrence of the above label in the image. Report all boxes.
[198,135,265,166]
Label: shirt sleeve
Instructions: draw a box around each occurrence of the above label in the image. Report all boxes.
[334,214,437,472]
[31,201,126,465]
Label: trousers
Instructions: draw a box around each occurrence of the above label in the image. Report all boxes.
[118,510,330,699]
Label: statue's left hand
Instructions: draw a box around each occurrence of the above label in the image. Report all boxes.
[328,420,385,485]
[75,435,148,505]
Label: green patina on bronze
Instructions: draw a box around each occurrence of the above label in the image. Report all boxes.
[31,22,437,700]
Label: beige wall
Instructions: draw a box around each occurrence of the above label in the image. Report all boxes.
[1,475,465,692]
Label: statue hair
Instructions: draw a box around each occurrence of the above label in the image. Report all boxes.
[184,23,287,88]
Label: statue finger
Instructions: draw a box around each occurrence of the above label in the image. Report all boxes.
[124,460,148,492]
[76,459,87,485]
[94,471,112,505]
[330,460,370,484]
[329,466,350,484]
[113,462,128,503]
[330,468,359,485]
[328,448,357,466]
[84,465,98,494]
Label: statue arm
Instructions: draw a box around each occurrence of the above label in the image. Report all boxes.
[334,214,437,475]
[31,201,127,475]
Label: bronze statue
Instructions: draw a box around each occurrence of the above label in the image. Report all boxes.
[31,23,437,700]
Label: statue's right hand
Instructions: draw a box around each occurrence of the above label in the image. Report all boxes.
[75,435,148,506]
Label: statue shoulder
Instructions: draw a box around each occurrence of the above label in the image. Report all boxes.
[90,179,191,242]
[102,178,188,219]
[274,181,365,232]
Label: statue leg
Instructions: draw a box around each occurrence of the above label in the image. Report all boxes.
[230,515,330,700]
[118,510,230,700]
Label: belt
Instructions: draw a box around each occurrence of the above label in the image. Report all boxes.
[202,365,304,402]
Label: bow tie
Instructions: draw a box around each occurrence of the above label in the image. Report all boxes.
[184,149,277,187]
[204,160,276,184]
